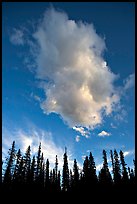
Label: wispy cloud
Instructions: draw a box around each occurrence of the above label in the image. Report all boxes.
[123,73,135,90]
[2,126,74,170]
[98,130,111,137]
[10,28,25,45]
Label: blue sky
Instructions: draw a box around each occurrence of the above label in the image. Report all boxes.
[2,2,135,171]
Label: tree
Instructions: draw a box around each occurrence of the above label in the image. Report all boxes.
[98,150,112,187]
[39,152,45,189]
[57,170,61,192]
[62,147,69,192]
[113,149,121,185]
[29,155,36,185]
[89,152,97,185]
[72,159,79,191]
[119,150,128,184]
[36,143,41,178]
[13,149,22,185]
[55,155,58,182]
[110,150,114,181]
[3,141,16,185]
[23,145,31,183]
[45,159,50,191]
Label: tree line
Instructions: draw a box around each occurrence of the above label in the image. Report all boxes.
[2,141,135,193]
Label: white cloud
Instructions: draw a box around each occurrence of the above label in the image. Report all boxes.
[73,126,90,138]
[98,130,111,137]
[123,150,134,157]
[75,135,80,142]
[26,8,120,130]
[124,73,135,90]
[10,28,25,45]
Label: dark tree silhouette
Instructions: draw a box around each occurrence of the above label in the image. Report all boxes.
[88,152,97,186]
[2,140,135,195]
[119,150,128,184]
[98,150,112,188]
[13,148,22,185]
[3,141,16,187]
[62,147,69,192]
[23,145,31,184]
[113,149,121,185]
[45,159,50,192]
[72,159,79,191]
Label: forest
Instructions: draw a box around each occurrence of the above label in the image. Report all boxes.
[1,141,135,195]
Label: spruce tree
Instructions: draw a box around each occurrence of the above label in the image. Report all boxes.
[62,147,69,192]
[89,152,97,185]
[3,141,16,186]
[119,150,128,184]
[45,159,50,191]
[98,150,112,187]
[13,149,22,185]
[23,145,31,183]
[113,149,121,185]
[72,159,79,191]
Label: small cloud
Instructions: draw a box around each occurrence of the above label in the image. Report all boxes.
[10,28,25,45]
[73,126,90,138]
[98,130,111,137]
[123,150,135,157]
[123,73,135,90]
[75,135,80,142]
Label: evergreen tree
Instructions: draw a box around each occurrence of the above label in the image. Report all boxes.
[55,155,58,182]
[29,156,36,185]
[3,141,16,185]
[89,152,97,185]
[45,159,50,191]
[13,149,22,186]
[119,150,128,183]
[98,150,112,186]
[83,156,89,182]
[113,149,121,185]
[62,147,69,192]
[57,170,61,192]
[110,150,114,180]
[23,145,31,183]
[36,143,41,178]
[39,152,44,188]
[72,159,79,191]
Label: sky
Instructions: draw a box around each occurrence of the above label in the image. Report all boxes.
[2,2,135,172]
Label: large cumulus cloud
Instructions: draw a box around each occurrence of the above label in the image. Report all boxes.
[31,8,119,129]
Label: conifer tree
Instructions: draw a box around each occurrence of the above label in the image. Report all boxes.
[89,152,97,185]
[72,159,79,191]
[62,147,69,192]
[119,150,128,183]
[45,159,50,191]
[113,149,121,185]
[13,149,22,182]
[29,155,36,185]
[36,143,41,178]
[98,150,112,186]
[3,141,16,185]
[23,145,31,183]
